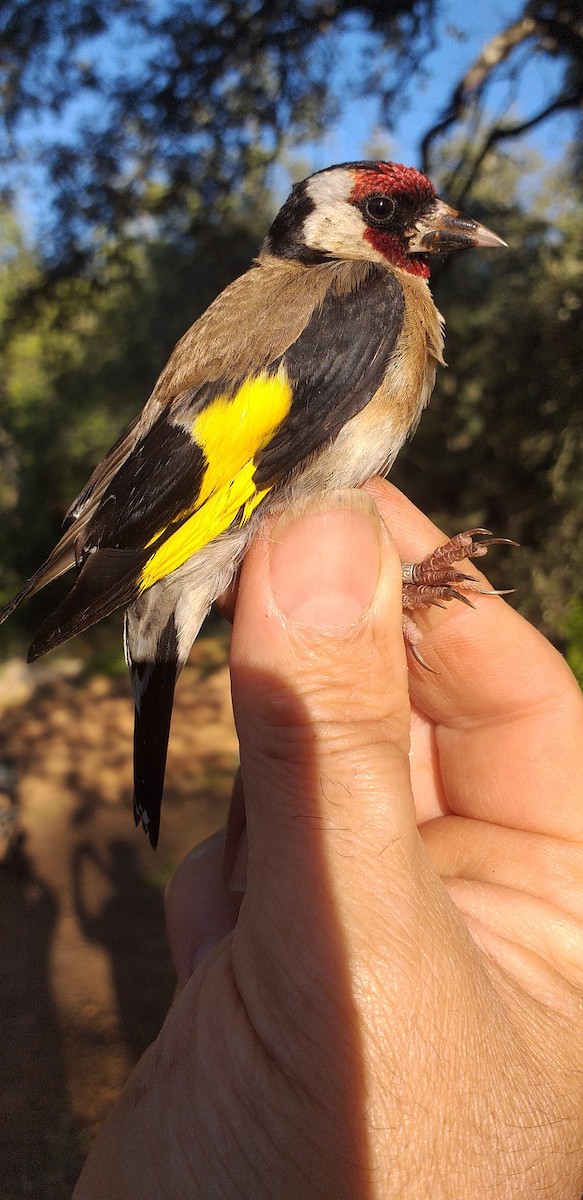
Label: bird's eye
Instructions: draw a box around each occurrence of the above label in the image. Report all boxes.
[364,195,396,225]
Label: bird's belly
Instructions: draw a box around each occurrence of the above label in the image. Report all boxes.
[283,400,410,502]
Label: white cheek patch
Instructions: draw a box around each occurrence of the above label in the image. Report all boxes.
[304,171,386,262]
[303,202,365,258]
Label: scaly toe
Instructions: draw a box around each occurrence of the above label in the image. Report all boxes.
[400,528,517,669]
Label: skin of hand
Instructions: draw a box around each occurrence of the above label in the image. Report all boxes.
[73,480,583,1200]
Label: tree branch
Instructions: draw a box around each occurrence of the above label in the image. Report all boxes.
[420,5,583,202]
[420,16,543,171]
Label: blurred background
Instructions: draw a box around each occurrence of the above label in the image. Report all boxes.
[0,1,581,1194]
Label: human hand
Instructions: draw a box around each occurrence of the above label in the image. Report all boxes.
[74,481,583,1199]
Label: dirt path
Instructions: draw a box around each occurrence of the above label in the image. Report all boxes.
[0,639,236,1199]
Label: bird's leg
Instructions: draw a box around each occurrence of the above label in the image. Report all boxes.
[401,528,518,670]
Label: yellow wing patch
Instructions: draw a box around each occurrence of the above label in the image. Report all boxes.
[193,369,292,504]
[139,368,292,592]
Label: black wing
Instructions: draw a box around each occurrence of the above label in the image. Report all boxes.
[253,264,404,487]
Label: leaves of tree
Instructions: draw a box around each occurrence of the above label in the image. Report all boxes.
[0,0,435,265]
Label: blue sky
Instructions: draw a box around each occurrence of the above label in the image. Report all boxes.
[12,0,578,241]
[285,0,574,181]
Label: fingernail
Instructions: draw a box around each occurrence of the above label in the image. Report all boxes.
[270,491,381,629]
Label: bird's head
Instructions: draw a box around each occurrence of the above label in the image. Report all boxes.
[263,161,505,277]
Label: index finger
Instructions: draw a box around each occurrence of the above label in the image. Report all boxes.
[364,479,583,840]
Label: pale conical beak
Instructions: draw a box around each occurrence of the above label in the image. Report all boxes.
[407,198,507,254]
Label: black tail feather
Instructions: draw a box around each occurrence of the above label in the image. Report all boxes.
[132,612,179,849]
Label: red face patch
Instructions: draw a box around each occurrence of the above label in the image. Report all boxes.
[364,229,431,278]
[350,162,435,277]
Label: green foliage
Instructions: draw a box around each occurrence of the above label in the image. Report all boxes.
[0,0,435,265]
[0,193,271,638]
[564,599,583,687]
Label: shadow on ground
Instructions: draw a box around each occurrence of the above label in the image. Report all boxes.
[0,641,236,1199]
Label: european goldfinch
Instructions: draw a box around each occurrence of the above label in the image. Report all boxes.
[0,160,505,846]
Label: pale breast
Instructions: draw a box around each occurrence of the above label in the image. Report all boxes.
[287,269,445,497]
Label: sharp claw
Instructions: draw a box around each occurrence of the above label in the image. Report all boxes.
[475,587,515,597]
[409,642,440,674]
[450,590,476,608]
[473,537,520,550]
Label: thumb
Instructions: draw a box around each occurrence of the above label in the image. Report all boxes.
[229,490,439,1000]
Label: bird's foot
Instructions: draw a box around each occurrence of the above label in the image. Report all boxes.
[401,529,518,671]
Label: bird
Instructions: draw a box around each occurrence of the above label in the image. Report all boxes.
[0,160,507,847]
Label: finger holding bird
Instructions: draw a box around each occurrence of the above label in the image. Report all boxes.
[0,160,506,847]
